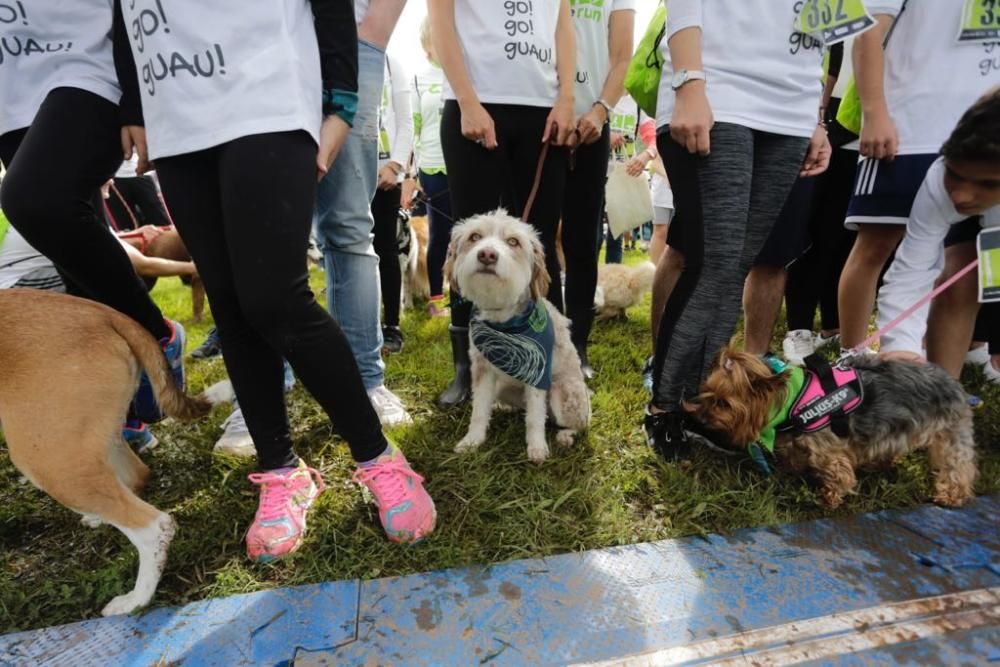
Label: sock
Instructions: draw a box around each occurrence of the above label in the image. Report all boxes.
[358,443,394,468]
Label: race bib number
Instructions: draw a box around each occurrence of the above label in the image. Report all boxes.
[977,227,1000,302]
[795,0,875,45]
[958,0,1000,43]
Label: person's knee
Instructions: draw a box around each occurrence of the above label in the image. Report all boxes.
[852,226,904,264]
[0,170,59,226]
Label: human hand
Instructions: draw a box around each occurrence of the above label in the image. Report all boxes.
[800,124,832,177]
[859,108,899,161]
[625,154,647,177]
[543,97,576,145]
[460,101,498,149]
[377,164,399,191]
[121,126,150,174]
[576,106,606,145]
[610,131,627,150]
[401,177,418,209]
[878,350,927,364]
[669,83,713,155]
[135,225,165,247]
[317,114,351,180]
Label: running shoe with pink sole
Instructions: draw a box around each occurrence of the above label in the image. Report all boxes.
[353,444,436,543]
[246,462,325,562]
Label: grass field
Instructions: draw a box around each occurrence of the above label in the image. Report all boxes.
[1,253,999,634]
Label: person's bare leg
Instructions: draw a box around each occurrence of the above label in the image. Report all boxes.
[837,224,906,349]
[651,246,684,348]
[927,241,979,378]
[649,222,668,265]
[743,264,787,355]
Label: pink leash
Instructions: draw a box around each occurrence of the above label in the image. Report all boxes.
[853,258,980,353]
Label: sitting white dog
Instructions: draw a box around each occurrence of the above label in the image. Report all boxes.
[445,210,591,462]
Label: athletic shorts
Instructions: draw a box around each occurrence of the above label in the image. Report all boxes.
[844,153,937,229]
[653,206,674,226]
[943,215,984,248]
[754,176,816,268]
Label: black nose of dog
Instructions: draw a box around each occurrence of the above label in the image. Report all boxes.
[478,248,498,265]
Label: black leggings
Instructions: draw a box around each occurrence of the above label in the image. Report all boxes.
[0,87,169,340]
[561,125,610,347]
[155,131,386,470]
[419,169,452,298]
[372,184,402,328]
[785,148,858,332]
[440,100,568,326]
[654,123,808,409]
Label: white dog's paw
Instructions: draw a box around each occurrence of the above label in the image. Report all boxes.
[101,590,150,617]
[555,430,576,448]
[493,402,518,413]
[527,440,550,463]
[455,435,485,453]
[80,514,104,529]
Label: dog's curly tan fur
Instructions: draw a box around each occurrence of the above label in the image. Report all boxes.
[686,347,977,509]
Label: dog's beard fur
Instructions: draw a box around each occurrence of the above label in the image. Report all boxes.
[684,349,789,449]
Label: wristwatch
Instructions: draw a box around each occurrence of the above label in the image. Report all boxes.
[671,69,707,91]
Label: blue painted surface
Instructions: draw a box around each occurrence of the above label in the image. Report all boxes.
[2,496,997,666]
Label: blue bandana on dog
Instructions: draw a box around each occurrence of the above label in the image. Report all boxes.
[471,300,555,390]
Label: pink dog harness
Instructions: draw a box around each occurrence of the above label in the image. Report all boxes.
[777,356,864,436]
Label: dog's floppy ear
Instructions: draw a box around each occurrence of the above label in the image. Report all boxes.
[529,234,551,300]
[443,225,464,293]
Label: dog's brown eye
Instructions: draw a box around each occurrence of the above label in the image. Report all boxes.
[469,233,482,242]
[506,238,520,247]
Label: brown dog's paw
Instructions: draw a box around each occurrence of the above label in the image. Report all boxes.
[819,488,845,509]
[932,489,972,508]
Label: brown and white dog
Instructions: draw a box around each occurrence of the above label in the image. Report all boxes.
[401,214,431,309]
[0,289,217,616]
[686,348,977,509]
[445,210,590,462]
[144,229,206,322]
[593,260,656,320]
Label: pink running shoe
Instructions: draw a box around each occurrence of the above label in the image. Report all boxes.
[427,297,449,318]
[246,462,325,562]
[353,445,436,543]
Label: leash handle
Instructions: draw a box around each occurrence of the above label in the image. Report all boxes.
[521,141,551,223]
[854,258,980,353]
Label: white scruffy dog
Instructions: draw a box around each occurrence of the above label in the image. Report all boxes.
[445,210,591,462]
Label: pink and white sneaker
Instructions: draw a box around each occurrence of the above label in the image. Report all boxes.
[353,444,436,543]
[246,462,325,562]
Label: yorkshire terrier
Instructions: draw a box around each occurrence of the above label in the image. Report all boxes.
[685,347,977,509]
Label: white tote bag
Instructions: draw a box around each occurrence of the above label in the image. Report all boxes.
[605,164,654,239]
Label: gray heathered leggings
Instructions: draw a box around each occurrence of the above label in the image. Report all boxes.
[652,122,809,409]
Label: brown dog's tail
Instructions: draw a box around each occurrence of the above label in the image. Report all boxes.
[109,313,212,421]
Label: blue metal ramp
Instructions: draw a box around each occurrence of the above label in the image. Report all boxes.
[2,496,998,666]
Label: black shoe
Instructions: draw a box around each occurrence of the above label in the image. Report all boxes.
[643,408,691,460]
[438,325,471,408]
[190,327,221,359]
[575,343,595,380]
[382,326,404,354]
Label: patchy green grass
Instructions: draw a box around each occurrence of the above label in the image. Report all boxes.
[1,251,998,634]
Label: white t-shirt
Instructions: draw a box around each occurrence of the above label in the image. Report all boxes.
[867,1,1000,156]
[443,0,561,108]
[0,0,121,136]
[609,94,640,162]
[571,0,636,116]
[412,66,446,173]
[656,0,823,138]
[354,1,369,23]
[0,227,51,289]
[120,1,322,160]
[378,56,414,172]
[878,158,1000,354]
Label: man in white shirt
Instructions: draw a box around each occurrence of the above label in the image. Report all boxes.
[876,89,1000,378]
[313,0,414,426]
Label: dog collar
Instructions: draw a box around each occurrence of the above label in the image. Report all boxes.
[754,365,805,456]
[471,300,555,390]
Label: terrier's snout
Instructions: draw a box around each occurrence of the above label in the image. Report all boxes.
[478,247,498,266]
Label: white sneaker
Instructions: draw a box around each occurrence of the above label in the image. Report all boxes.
[982,358,1000,384]
[966,345,990,367]
[214,406,256,458]
[368,385,414,427]
[782,329,817,366]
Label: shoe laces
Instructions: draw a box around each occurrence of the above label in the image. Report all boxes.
[248,466,324,522]
[353,459,424,509]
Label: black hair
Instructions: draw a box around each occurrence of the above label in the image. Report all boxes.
[941,87,1000,164]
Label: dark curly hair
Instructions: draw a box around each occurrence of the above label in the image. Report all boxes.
[941,86,1000,163]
